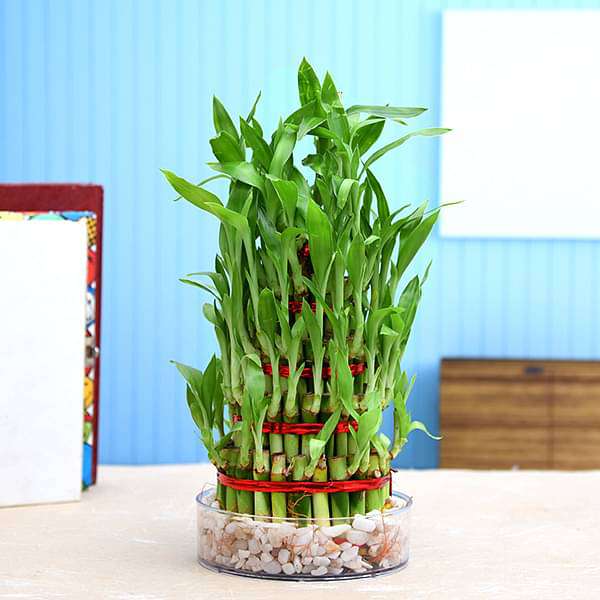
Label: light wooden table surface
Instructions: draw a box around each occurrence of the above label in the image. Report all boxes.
[1,465,599,599]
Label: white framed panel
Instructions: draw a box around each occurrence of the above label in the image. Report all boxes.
[440,10,600,238]
[0,220,87,507]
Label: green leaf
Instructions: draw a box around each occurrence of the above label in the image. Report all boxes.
[347,234,365,292]
[363,128,451,171]
[240,117,272,170]
[337,178,358,210]
[206,202,250,236]
[409,420,442,441]
[184,271,229,298]
[347,105,427,119]
[306,199,333,288]
[208,162,265,194]
[356,397,381,452]
[396,210,439,279]
[201,355,219,424]
[173,360,204,393]
[213,96,239,140]
[209,131,245,163]
[366,307,399,350]
[179,278,220,300]
[321,71,342,108]
[161,169,222,207]
[334,349,357,420]
[302,299,323,351]
[246,91,261,122]
[352,118,385,156]
[269,124,296,178]
[365,169,389,222]
[258,288,277,341]
[298,57,321,106]
[297,116,326,140]
[267,176,298,225]
[186,385,204,430]
[307,408,342,474]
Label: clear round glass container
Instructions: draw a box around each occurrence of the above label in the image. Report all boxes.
[196,487,411,580]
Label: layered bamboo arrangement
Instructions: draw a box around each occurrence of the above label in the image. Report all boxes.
[163,59,447,523]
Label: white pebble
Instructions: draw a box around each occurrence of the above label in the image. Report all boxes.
[352,515,376,533]
[238,549,250,559]
[277,549,290,564]
[339,542,352,550]
[225,522,238,535]
[278,523,296,536]
[293,533,312,546]
[328,567,343,575]
[282,562,295,575]
[321,524,351,537]
[313,556,330,567]
[294,558,303,573]
[345,557,363,570]
[310,566,328,576]
[340,546,359,562]
[263,560,282,575]
[301,555,313,565]
[260,552,272,563]
[346,529,369,545]
[248,538,260,554]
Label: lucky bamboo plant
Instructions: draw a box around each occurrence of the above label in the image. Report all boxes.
[163,59,447,522]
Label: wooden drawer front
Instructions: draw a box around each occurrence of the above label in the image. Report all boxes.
[442,359,600,382]
[440,381,551,428]
[441,360,548,381]
[441,427,550,469]
[440,358,600,470]
[553,428,600,469]
[553,382,600,426]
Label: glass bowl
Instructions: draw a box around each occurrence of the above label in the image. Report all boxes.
[196,487,411,580]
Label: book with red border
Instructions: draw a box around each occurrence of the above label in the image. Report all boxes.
[0,184,103,485]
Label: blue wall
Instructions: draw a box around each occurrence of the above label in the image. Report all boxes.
[2,0,600,466]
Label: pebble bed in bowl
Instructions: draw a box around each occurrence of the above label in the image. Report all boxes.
[196,489,411,580]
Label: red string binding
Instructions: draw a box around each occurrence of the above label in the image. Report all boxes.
[288,300,316,313]
[262,362,365,379]
[231,415,358,435]
[217,471,391,494]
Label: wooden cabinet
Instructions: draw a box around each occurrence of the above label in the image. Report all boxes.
[440,359,600,469]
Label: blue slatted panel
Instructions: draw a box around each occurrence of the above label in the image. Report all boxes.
[2,0,600,467]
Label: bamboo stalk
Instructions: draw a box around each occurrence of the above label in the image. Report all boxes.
[328,456,349,521]
[270,453,287,521]
[349,456,366,516]
[300,393,317,456]
[312,456,330,527]
[223,448,238,513]
[237,458,254,516]
[365,453,383,513]
[289,454,311,525]
[253,449,271,518]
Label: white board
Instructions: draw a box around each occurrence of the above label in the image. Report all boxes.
[440,10,600,238]
[0,219,87,507]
